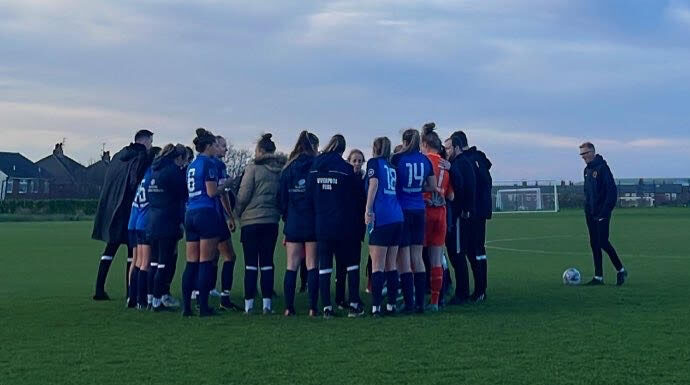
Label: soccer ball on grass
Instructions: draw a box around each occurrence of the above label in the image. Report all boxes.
[562,268,581,285]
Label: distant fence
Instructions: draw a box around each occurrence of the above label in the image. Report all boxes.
[0,199,98,215]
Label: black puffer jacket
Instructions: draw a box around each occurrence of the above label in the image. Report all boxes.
[464,147,493,220]
[584,154,617,219]
[91,143,153,244]
[449,153,476,219]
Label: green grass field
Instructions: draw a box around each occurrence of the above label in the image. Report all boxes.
[1,208,689,385]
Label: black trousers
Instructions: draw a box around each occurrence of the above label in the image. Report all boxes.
[446,218,467,299]
[586,215,623,277]
[241,223,279,300]
[150,237,178,298]
[318,239,361,308]
[447,217,481,298]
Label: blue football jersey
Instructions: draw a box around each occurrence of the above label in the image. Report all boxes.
[212,157,229,218]
[134,168,153,230]
[393,151,433,210]
[365,157,403,227]
[186,154,218,211]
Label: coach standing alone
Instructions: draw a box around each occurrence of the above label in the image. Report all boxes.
[580,142,627,286]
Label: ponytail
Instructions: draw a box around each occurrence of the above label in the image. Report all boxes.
[372,137,391,160]
[257,133,276,154]
[322,134,346,155]
[286,130,316,167]
[396,128,421,155]
[193,128,216,153]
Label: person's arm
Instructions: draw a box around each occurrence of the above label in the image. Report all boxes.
[365,177,378,225]
[598,165,617,220]
[461,159,476,218]
[235,164,255,218]
[423,174,439,192]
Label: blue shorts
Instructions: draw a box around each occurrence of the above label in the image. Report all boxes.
[369,222,403,247]
[128,230,138,249]
[136,230,151,246]
[400,209,425,247]
[185,208,222,242]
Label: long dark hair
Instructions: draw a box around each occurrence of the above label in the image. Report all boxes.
[322,134,346,155]
[193,128,216,153]
[155,143,187,165]
[396,128,421,155]
[372,137,391,160]
[286,130,316,167]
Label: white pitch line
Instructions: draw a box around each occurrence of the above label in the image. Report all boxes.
[486,244,688,261]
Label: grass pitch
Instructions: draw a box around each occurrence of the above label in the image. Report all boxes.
[1,208,689,385]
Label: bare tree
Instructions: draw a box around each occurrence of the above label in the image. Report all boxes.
[223,144,252,179]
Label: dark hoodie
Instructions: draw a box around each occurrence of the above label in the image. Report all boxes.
[279,153,316,240]
[449,152,476,219]
[584,154,617,219]
[307,151,358,241]
[235,152,287,226]
[147,157,188,239]
[464,146,493,220]
[91,143,154,244]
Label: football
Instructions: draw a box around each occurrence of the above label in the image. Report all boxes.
[562,268,582,285]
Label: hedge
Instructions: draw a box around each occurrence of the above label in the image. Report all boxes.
[0,200,98,215]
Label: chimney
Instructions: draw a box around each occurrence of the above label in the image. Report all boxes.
[53,143,64,157]
[102,151,111,163]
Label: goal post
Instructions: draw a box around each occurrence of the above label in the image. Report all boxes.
[492,180,559,213]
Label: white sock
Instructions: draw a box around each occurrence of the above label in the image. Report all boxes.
[245,299,254,312]
[147,294,153,304]
[594,276,603,281]
[262,298,272,310]
[350,302,358,309]
[152,298,161,307]
[619,268,625,273]
[386,304,395,311]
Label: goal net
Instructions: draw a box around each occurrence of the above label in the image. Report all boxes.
[493,180,559,213]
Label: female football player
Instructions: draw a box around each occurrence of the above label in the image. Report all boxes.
[278,131,317,316]
[365,137,404,316]
[421,123,454,311]
[307,134,364,318]
[147,144,188,311]
[182,128,231,317]
[235,133,285,314]
[392,129,437,313]
[212,135,241,311]
[334,149,367,309]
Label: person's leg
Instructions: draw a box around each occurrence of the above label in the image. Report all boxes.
[397,246,414,311]
[598,217,623,271]
[334,255,347,308]
[305,242,319,315]
[447,217,469,302]
[428,246,443,307]
[385,246,400,313]
[219,240,237,309]
[475,218,488,297]
[165,243,179,296]
[284,242,305,315]
[241,225,260,312]
[94,242,120,300]
[586,215,604,280]
[128,246,139,308]
[182,242,200,316]
[345,241,362,312]
[461,218,480,299]
[299,259,308,292]
[369,245,387,314]
[318,241,335,315]
[136,244,151,308]
[153,238,175,310]
[198,238,220,316]
[258,224,278,312]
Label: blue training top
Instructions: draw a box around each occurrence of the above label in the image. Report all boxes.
[212,157,229,219]
[392,151,433,210]
[128,167,153,231]
[186,154,218,211]
[365,157,403,228]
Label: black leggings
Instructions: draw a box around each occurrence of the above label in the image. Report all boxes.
[586,215,623,277]
[318,239,361,308]
[151,237,178,298]
[241,223,279,300]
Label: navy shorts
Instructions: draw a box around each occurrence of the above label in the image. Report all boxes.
[136,230,151,246]
[185,208,222,242]
[369,222,403,247]
[128,230,138,249]
[400,209,426,247]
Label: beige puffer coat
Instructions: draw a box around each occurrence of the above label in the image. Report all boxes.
[235,153,287,226]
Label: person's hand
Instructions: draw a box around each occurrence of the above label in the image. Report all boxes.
[227,217,236,232]
[439,159,451,170]
[424,198,433,206]
[365,212,375,225]
[282,236,287,247]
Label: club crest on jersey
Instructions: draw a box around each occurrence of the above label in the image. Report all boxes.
[593,171,598,178]
[368,169,375,177]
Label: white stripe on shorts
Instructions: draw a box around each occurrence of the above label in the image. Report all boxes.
[101,255,113,261]
[347,266,359,272]
[319,268,333,274]
[260,266,273,271]
[246,266,258,271]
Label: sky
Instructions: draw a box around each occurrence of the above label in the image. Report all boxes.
[1,0,689,181]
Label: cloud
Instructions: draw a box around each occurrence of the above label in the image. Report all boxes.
[666,0,690,26]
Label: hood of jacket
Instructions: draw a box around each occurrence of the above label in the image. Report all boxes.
[586,154,606,169]
[285,153,315,173]
[119,142,148,162]
[152,155,174,171]
[467,146,492,170]
[254,152,287,173]
[312,151,343,171]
